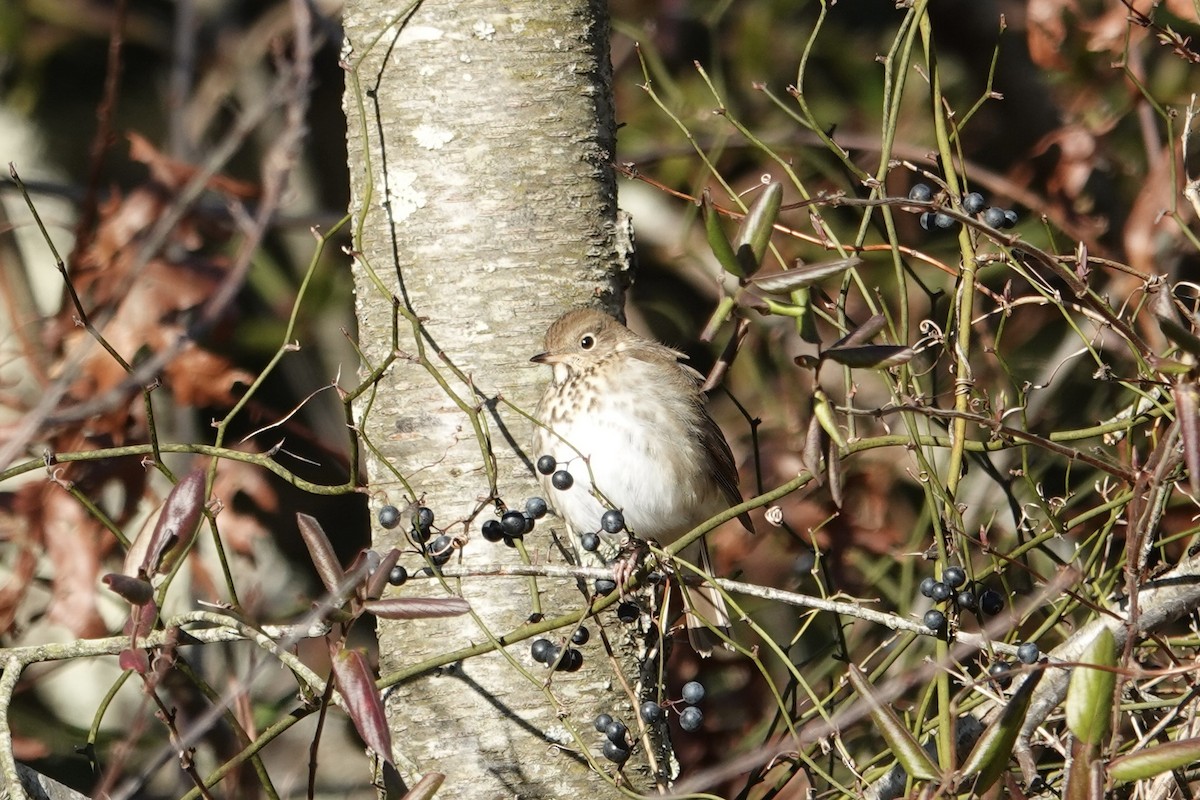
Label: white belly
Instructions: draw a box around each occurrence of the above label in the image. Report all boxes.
[534,364,727,542]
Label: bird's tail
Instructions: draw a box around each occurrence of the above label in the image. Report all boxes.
[679,540,734,657]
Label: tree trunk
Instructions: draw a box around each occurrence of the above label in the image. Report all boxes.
[342,0,657,795]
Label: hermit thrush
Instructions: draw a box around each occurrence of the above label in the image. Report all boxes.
[530,308,753,656]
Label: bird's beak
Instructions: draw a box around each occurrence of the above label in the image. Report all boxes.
[530,352,554,364]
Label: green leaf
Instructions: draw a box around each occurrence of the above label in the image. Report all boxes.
[845,665,939,781]
[797,288,820,344]
[823,344,916,369]
[733,182,782,277]
[1154,289,1200,359]
[1066,628,1117,746]
[831,312,888,348]
[960,669,1044,793]
[746,256,861,295]
[812,389,846,449]
[702,192,744,278]
[1110,736,1200,782]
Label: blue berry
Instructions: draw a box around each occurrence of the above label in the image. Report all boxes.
[679,706,704,732]
[640,701,662,723]
[427,534,453,566]
[982,207,1006,227]
[594,713,613,733]
[416,506,434,532]
[962,192,985,214]
[989,660,1012,687]
[943,566,966,588]
[980,589,1005,616]
[378,505,400,529]
[387,565,408,586]
[919,576,937,598]
[1017,641,1040,664]
[601,509,625,534]
[1002,209,1019,228]
[594,578,616,596]
[536,455,557,475]
[551,470,573,490]
[681,680,706,705]
[919,211,936,231]
[525,497,548,519]
[956,589,978,611]
[571,626,590,645]
[481,519,504,542]
[934,212,955,229]
[601,740,629,763]
[531,638,556,663]
[616,602,639,623]
[501,510,527,538]
[557,648,583,672]
[580,532,600,552]
[908,183,933,202]
[930,582,951,602]
[923,609,946,631]
[604,719,627,745]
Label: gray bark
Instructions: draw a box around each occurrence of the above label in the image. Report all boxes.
[343,0,656,795]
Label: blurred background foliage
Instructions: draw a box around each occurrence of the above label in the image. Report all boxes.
[2,0,1200,797]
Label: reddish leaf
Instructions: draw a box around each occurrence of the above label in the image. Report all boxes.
[127,131,259,199]
[331,647,393,763]
[143,469,206,577]
[366,549,402,601]
[402,773,446,800]
[363,597,471,620]
[119,648,150,674]
[296,513,344,594]
[827,440,844,509]
[103,573,154,606]
[1026,0,1074,70]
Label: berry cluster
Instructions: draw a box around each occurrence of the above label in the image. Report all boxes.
[590,679,710,765]
[593,713,631,765]
[678,680,706,732]
[918,566,1005,633]
[482,494,549,551]
[537,454,574,491]
[638,680,706,732]
[908,183,1019,232]
[537,454,636,583]
[530,628,588,672]
[377,504,454,567]
[481,496,549,548]
[989,641,1042,687]
[580,508,627,554]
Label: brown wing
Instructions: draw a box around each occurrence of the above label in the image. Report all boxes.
[697,401,755,534]
[628,336,754,533]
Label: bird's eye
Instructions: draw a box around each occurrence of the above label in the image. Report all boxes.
[579,334,596,350]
